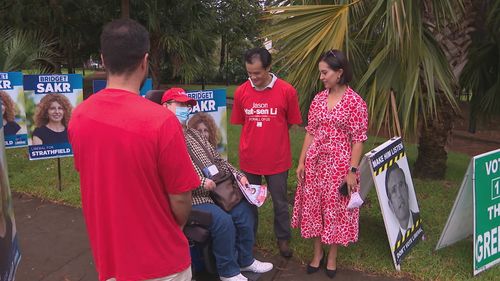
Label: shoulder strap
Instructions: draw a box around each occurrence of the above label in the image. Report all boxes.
[186,129,215,169]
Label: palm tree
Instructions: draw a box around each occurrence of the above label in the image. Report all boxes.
[140,0,217,88]
[264,0,467,179]
[460,0,500,132]
[0,28,57,72]
[413,0,475,178]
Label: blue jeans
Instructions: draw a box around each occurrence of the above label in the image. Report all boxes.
[192,201,255,278]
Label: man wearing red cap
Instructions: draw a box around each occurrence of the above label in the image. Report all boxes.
[231,48,302,257]
[68,20,199,281]
[162,88,273,281]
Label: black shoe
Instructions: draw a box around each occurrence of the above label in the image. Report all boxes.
[306,251,325,274]
[325,267,337,279]
[277,240,293,258]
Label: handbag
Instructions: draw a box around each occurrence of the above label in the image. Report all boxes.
[187,131,243,212]
[184,209,212,243]
[210,173,242,212]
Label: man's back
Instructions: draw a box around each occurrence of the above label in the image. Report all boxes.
[69,88,198,281]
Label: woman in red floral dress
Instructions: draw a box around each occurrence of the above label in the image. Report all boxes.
[292,49,368,278]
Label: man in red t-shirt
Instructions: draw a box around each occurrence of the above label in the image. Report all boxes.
[68,19,199,281]
[230,48,302,258]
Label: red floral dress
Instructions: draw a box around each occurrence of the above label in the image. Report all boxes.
[292,87,368,245]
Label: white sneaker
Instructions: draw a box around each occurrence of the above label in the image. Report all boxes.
[219,273,248,281]
[240,259,273,273]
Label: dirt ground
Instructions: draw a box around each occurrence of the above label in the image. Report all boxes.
[367,101,499,157]
[446,101,500,156]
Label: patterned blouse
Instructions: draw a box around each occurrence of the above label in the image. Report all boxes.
[184,128,245,206]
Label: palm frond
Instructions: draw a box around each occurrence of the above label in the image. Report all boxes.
[0,28,58,72]
[265,0,459,136]
[460,1,500,119]
[264,4,352,116]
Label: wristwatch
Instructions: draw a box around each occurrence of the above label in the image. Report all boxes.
[349,166,358,173]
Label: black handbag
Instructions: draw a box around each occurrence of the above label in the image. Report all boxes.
[187,131,243,212]
[184,209,212,243]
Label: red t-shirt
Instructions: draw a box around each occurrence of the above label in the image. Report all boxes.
[230,78,302,175]
[68,88,200,281]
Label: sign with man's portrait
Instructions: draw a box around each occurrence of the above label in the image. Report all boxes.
[366,137,424,270]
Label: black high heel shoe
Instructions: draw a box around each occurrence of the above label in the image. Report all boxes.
[306,250,325,274]
[325,267,337,278]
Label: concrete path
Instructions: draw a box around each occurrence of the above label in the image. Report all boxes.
[12,193,408,281]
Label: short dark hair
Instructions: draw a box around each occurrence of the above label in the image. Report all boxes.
[244,48,272,69]
[319,49,352,85]
[385,162,405,200]
[100,19,150,75]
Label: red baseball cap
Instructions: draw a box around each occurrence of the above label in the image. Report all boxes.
[161,87,197,106]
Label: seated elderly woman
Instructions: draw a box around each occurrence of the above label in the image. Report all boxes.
[161,88,273,281]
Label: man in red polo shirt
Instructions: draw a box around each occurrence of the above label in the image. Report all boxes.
[68,19,199,281]
[230,47,302,258]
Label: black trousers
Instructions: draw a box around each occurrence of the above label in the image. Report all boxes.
[244,170,291,241]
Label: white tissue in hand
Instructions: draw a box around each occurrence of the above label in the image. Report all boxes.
[347,192,363,209]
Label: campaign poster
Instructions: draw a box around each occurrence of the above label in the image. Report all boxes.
[0,72,29,148]
[473,149,500,275]
[0,120,21,281]
[92,78,152,97]
[367,137,424,270]
[186,89,227,158]
[23,74,83,160]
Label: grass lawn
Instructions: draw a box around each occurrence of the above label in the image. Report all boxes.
[5,108,499,280]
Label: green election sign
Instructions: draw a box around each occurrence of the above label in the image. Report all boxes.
[474,149,500,275]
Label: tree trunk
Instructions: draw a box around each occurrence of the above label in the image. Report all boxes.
[149,36,163,89]
[54,63,62,74]
[121,0,130,19]
[225,44,230,86]
[414,0,476,179]
[66,46,75,74]
[219,35,226,76]
[414,97,454,179]
[150,55,161,90]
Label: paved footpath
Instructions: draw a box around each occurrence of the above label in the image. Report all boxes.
[12,193,408,281]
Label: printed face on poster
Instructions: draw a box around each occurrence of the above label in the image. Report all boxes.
[0,72,29,148]
[186,89,227,158]
[0,126,21,280]
[23,74,83,160]
[368,137,424,269]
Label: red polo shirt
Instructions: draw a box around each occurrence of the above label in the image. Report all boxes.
[231,77,302,175]
[68,88,199,281]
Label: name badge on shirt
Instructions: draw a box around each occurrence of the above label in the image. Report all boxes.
[256,122,263,127]
[202,164,219,178]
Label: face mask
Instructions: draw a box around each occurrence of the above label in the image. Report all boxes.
[175,106,190,124]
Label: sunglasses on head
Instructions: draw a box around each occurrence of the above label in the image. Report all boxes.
[327,50,337,58]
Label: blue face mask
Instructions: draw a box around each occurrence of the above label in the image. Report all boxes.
[175,107,190,124]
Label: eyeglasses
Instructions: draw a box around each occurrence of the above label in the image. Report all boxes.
[166,101,193,112]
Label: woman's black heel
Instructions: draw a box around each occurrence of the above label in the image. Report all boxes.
[306,250,325,274]
[325,267,337,279]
